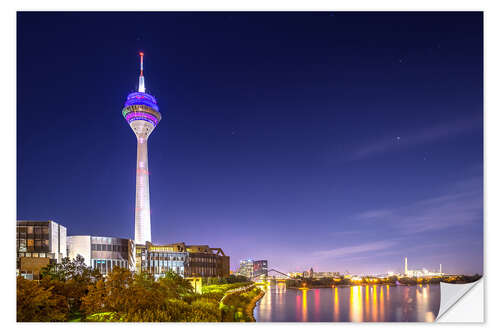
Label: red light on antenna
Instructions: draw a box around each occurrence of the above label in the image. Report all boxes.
[139,52,144,56]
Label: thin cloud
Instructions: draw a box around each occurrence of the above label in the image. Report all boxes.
[329,230,362,237]
[312,240,397,259]
[356,209,393,220]
[350,117,481,160]
[355,178,482,234]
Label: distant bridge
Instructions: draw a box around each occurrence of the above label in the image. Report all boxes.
[251,268,301,282]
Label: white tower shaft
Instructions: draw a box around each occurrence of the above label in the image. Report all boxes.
[405,257,408,275]
[135,136,151,244]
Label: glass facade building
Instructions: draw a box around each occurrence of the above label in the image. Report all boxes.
[253,260,268,278]
[238,259,268,279]
[67,235,135,275]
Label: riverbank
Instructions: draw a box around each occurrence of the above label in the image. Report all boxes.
[219,283,265,322]
[245,288,265,322]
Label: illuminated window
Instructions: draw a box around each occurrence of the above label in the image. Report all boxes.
[19,240,27,252]
[27,239,34,247]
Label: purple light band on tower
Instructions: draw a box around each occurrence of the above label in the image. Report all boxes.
[127,92,157,104]
[126,112,159,126]
[124,92,159,112]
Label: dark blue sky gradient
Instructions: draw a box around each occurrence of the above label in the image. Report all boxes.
[17,12,483,274]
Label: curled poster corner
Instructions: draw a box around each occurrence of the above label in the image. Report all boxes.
[436,278,484,322]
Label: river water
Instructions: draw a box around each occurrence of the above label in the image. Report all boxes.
[254,283,440,322]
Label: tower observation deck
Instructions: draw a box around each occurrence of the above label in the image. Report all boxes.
[122,52,161,245]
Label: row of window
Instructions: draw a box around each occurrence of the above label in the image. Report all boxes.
[144,260,185,268]
[145,252,187,260]
[91,244,128,252]
[143,265,183,276]
[17,233,50,240]
[17,226,49,234]
[17,252,55,259]
[187,266,216,277]
[141,252,217,264]
[17,239,49,252]
[189,256,216,263]
[91,259,128,274]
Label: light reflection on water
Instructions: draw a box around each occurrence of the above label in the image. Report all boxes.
[302,289,307,322]
[255,284,439,322]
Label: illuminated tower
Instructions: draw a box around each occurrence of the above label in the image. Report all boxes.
[122,52,161,245]
[404,257,408,276]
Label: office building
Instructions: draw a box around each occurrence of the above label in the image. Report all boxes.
[67,235,135,275]
[136,242,230,278]
[238,259,268,279]
[16,220,67,279]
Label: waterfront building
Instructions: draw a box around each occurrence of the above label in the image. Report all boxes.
[296,269,342,279]
[238,259,268,279]
[312,271,341,278]
[67,235,135,275]
[301,267,315,278]
[238,259,254,278]
[288,272,303,278]
[16,220,67,279]
[253,260,268,277]
[404,257,443,277]
[136,242,230,278]
[122,52,162,245]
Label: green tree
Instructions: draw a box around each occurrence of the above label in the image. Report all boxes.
[39,255,102,316]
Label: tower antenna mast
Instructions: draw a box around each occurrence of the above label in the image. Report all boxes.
[138,51,145,93]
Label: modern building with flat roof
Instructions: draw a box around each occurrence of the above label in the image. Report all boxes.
[136,242,230,279]
[238,259,268,279]
[16,220,67,279]
[67,235,135,275]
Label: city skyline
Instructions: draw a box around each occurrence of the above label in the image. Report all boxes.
[17,12,483,275]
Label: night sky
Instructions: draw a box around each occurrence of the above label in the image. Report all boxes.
[17,12,483,274]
